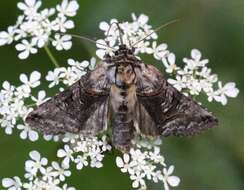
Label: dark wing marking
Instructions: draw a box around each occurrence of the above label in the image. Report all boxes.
[135,63,218,137]
[25,63,110,135]
[81,98,109,136]
[135,102,159,137]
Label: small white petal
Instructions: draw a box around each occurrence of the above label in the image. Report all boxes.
[20,131,27,139]
[123,154,130,163]
[57,149,66,158]
[5,127,13,135]
[116,157,124,168]
[2,178,14,187]
[223,82,239,97]
[80,61,89,67]
[191,49,201,60]
[18,50,30,59]
[19,74,28,84]
[99,21,110,31]
[168,53,176,64]
[29,150,40,161]
[167,176,180,187]
[30,71,41,83]
[15,44,26,51]
[29,130,39,141]
[132,180,139,188]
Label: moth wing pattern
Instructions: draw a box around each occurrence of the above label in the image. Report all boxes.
[135,102,159,137]
[135,63,218,137]
[25,62,110,135]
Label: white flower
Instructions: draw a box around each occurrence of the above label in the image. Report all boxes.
[148,147,165,165]
[15,85,31,99]
[17,0,42,18]
[116,154,133,173]
[183,49,209,70]
[15,39,38,59]
[19,71,41,88]
[214,82,239,105]
[1,121,15,135]
[57,145,74,167]
[152,170,163,183]
[162,53,179,73]
[0,26,15,46]
[52,34,72,51]
[46,68,63,88]
[147,41,168,60]
[0,0,79,60]
[130,172,146,189]
[132,13,149,28]
[17,124,39,141]
[31,90,49,105]
[163,166,180,190]
[41,166,54,182]
[1,81,15,97]
[56,0,79,17]
[89,147,104,168]
[2,177,22,190]
[168,75,186,91]
[52,16,74,33]
[74,155,88,170]
[25,150,48,175]
[32,32,49,48]
[51,162,71,181]
[96,39,115,59]
[99,135,112,152]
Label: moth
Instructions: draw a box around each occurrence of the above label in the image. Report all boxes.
[26,33,218,152]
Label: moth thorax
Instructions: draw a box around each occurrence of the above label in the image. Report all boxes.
[110,85,137,117]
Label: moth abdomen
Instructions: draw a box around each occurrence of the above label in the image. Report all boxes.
[112,119,135,152]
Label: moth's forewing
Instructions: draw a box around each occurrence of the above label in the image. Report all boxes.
[135,102,159,137]
[25,62,110,135]
[135,63,218,137]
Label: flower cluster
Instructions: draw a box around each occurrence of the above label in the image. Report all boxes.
[46,58,96,88]
[0,57,95,141]
[0,0,79,59]
[2,150,75,190]
[162,49,239,105]
[116,140,180,190]
[0,71,42,141]
[0,1,240,189]
[96,14,169,60]
[58,135,112,169]
[1,135,112,190]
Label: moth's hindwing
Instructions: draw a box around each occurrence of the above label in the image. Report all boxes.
[25,63,110,135]
[135,63,218,137]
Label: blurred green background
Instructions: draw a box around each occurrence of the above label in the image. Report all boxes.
[0,0,243,190]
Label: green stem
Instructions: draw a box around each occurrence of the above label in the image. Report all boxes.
[44,45,60,68]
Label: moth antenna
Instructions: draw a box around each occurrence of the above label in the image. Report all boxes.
[107,22,124,45]
[107,22,132,48]
[105,22,118,38]
[115,22,124,45]
[59,33,116,50]
[104,22,119,47]
[132,18,180,47]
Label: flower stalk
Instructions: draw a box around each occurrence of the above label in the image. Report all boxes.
[44,45,60,68]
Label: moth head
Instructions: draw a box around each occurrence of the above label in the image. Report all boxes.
[114,45,135,56]
[115,63,136,88]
